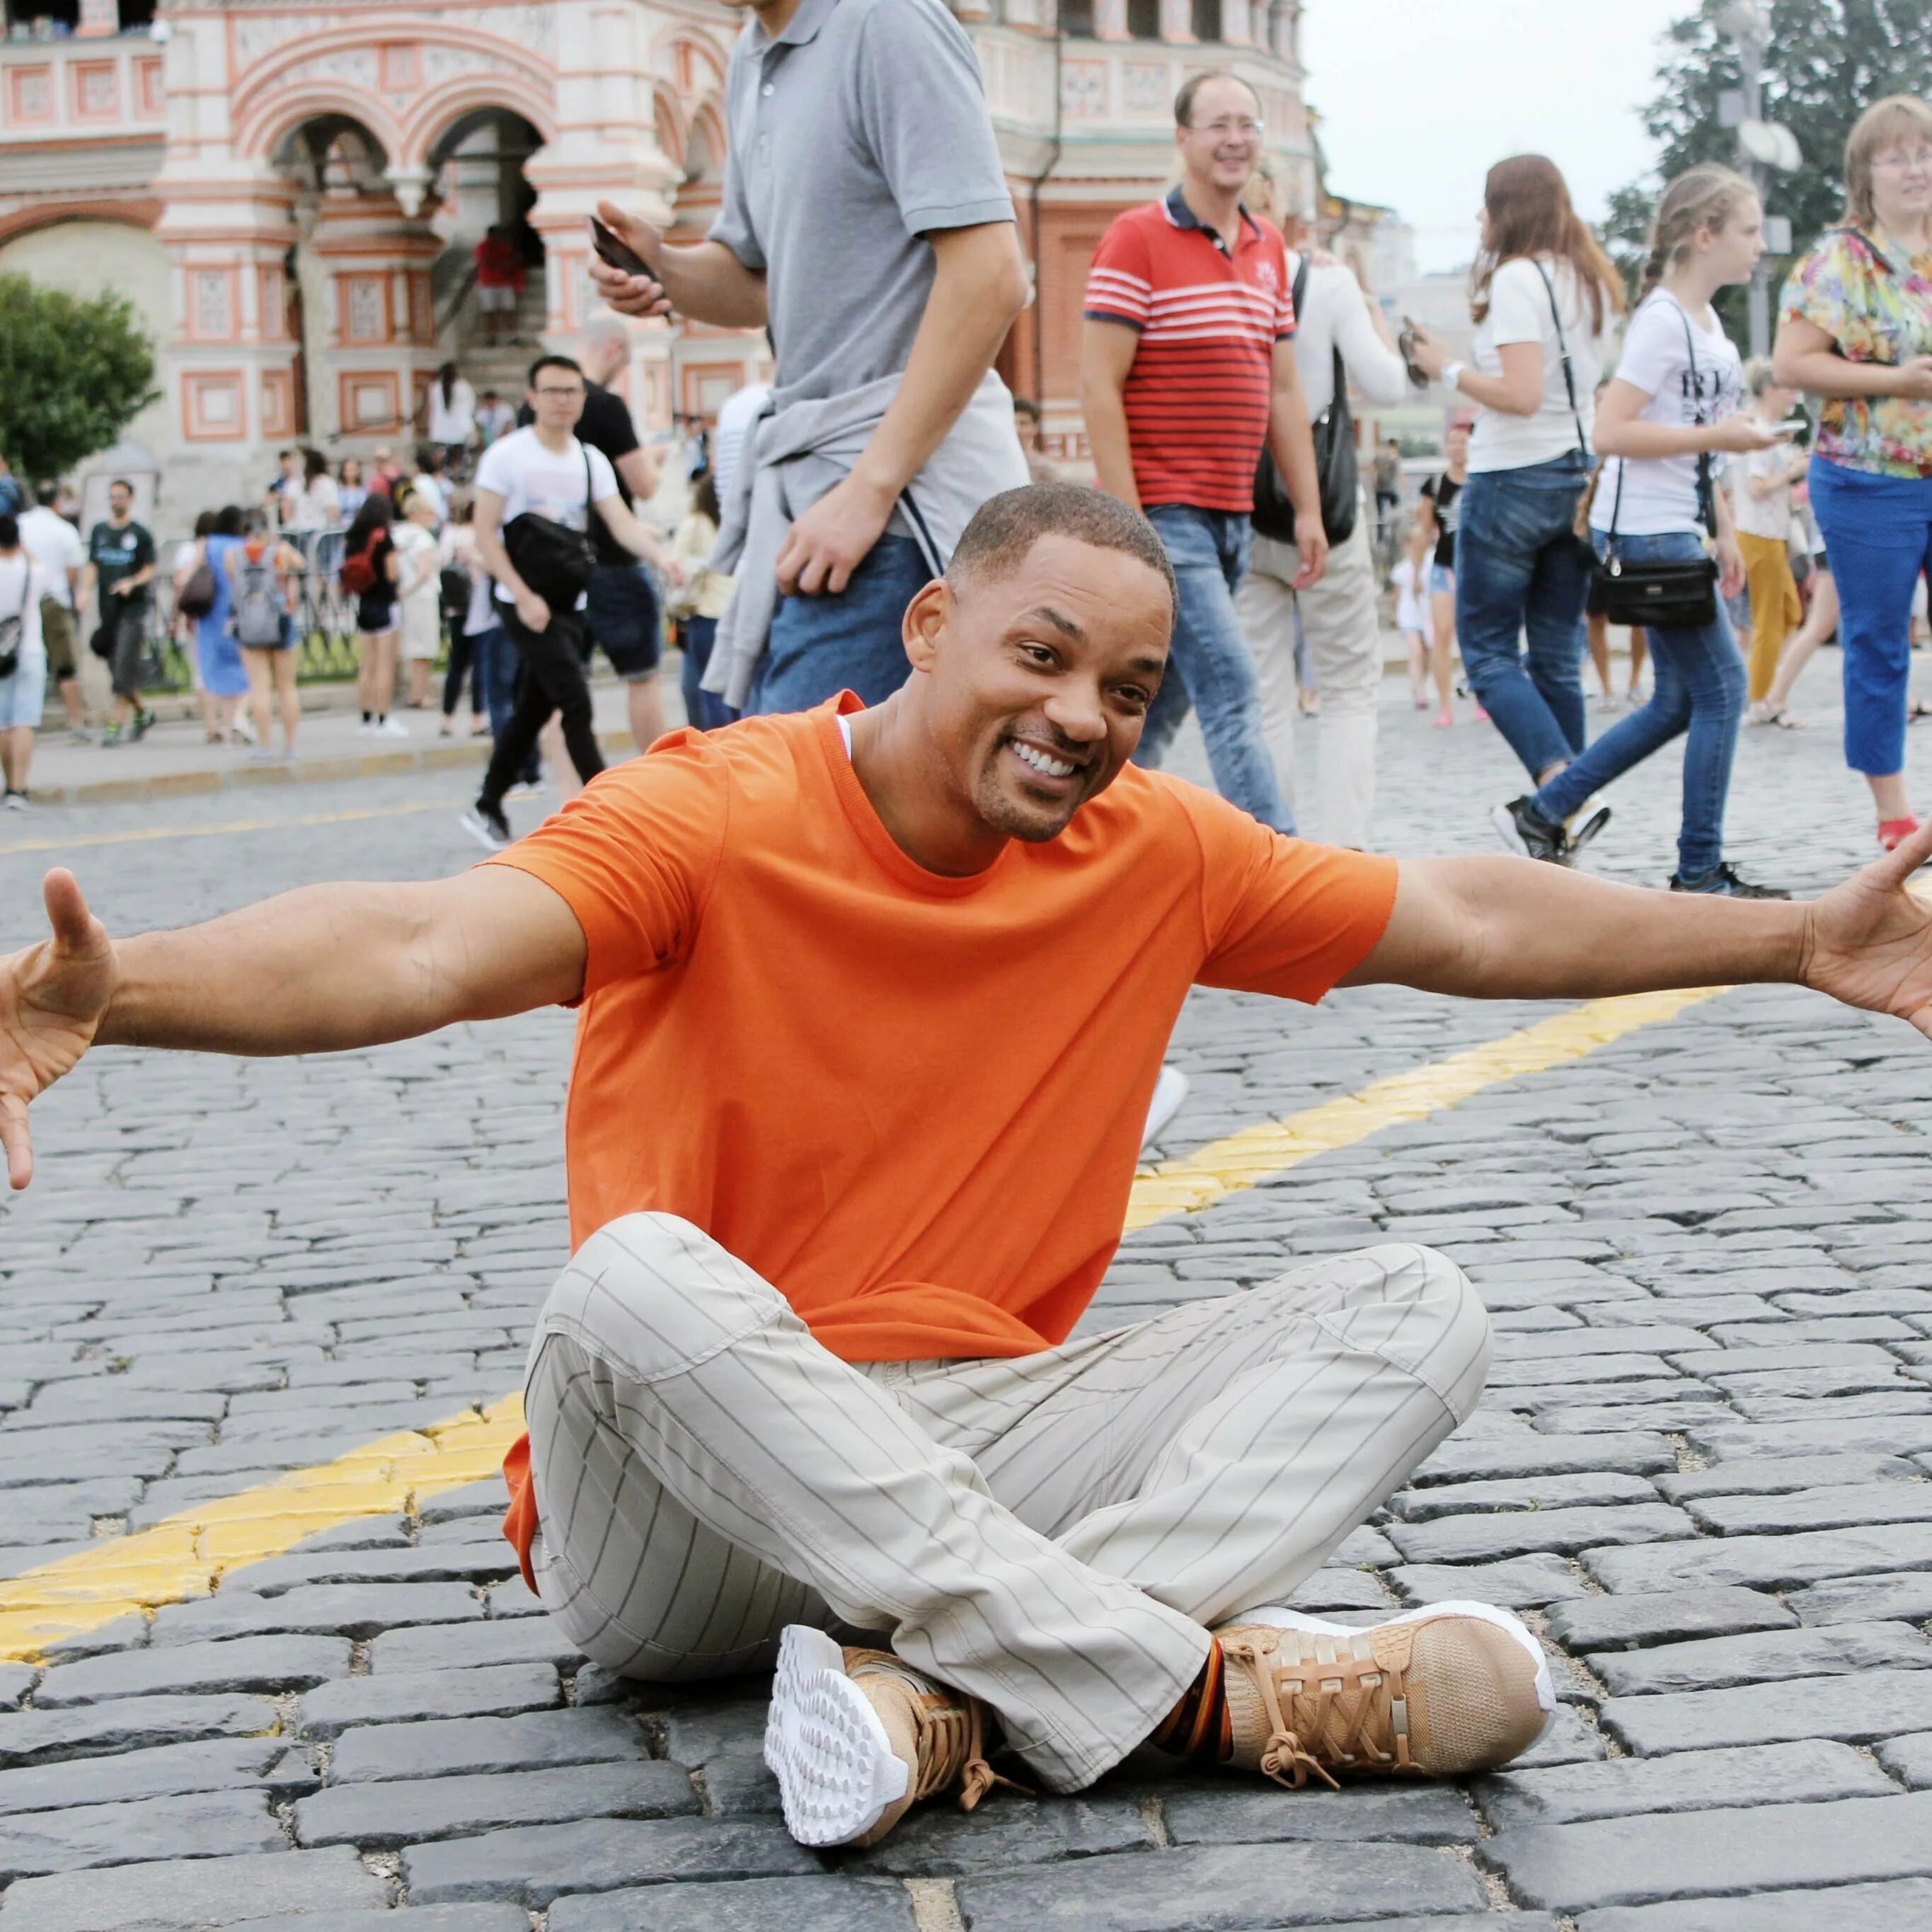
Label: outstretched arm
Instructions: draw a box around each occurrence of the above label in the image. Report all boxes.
[1344,822,1932,1038]
[1,864,586,1188]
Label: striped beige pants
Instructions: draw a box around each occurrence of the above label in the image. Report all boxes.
[523,1212,1492,1791]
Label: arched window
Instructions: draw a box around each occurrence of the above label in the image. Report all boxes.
[1059,0,1096,35]
[1191,0,1220,41]
[1127,0,1161,38]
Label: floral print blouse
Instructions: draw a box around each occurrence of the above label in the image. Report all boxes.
[1779,226,1932,477]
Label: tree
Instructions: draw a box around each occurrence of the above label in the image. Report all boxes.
[1609,0,1932,320]
[0,273,159,483]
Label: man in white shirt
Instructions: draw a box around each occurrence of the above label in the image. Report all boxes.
[0,514,49,808]
[18,482,87,742]
[460,355,665,852]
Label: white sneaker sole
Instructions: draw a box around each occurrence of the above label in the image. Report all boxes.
[1226,1598,1557,1742]
[764,1624,909,1848]
[1142,1064,1190,1151]
[1490,803,1531,858]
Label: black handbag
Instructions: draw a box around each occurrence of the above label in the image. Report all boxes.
[502,447,598,609]
[1252,254,1358,547]
[1592,292,1719,631]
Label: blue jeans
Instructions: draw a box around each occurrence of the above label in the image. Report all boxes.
[1807,456,1932,777]
[1533,530,1746,880]
[747,534,933,715]
[1133,505,1292,833]
[680,616,738,732]
[474,623,517,739]
[1454,453,1592,780]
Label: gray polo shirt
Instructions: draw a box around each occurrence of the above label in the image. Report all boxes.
[710,0,1015,410]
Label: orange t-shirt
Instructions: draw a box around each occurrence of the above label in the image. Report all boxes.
[493,695,1396,1578]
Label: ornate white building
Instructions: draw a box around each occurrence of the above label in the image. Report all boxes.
[0,0,1313,524]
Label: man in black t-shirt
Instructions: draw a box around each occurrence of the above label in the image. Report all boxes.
[84,481,159,744]
[518,321,666,751]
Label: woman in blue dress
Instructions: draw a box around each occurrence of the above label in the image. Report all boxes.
[194,504,250,742]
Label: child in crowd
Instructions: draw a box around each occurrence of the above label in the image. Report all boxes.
[1732,357,1808,720]
[1391,522,1434,715]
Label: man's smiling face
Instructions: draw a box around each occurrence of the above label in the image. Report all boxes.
[904,530,1175,846]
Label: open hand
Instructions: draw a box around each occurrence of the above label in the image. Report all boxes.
[1800,820,1932,1037]
[587,202,673,321]
[0,870,116,1190]
[775,472,897,597]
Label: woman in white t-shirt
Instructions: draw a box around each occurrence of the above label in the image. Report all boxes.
[1409,156,1624,788]
[424,364,477,473]
[391,484,443,711]
[1501,165,1791,899]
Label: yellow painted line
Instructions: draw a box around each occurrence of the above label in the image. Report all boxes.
[0,1396,525,1662]
[1123,985,1728,1230]
[0,984,1730,1662]
[0,798,449,858]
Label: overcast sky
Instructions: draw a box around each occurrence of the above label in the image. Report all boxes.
[1302,0,1691,273]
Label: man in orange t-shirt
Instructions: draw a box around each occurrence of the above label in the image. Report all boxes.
[10,485,1932,1852]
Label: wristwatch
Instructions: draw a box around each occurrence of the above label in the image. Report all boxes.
[1441,362,1466,393]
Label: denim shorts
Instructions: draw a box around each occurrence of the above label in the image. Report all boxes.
[0,650,47,730]
[1427,563,1454,595]
[585,562,661,679]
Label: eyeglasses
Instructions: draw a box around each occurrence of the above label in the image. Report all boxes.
[1872,148,1932,172]
[1188,117,1263,139]
[534,386,585,398]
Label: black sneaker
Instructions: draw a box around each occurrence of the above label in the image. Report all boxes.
[459,798,512,851]
[129,708,156,742]
[1491,797,1570,864]
[1669,862,1790,899]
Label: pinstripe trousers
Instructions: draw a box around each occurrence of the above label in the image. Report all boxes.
[522,1212,1493,1792]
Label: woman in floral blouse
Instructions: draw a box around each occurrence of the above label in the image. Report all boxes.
[1775,94,1932,850]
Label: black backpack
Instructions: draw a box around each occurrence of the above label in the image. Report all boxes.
[1251,253,1359,548]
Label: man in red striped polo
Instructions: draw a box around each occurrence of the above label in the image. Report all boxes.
[1081,71,1327,833]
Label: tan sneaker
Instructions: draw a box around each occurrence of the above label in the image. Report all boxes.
[763,1624,1024,1847]
[1214,1600,1555,1787]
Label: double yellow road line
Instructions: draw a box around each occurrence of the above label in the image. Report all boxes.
[0,984,1725,1662]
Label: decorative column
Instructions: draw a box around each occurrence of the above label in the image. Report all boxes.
[1218,0,1251,44]
[1159,0,1195,41]
[1096,0,1131,39]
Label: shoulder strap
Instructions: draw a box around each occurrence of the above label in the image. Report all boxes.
[1291,250,1310,322]
[1666,293,1720,537]
[1531,258,1589,461]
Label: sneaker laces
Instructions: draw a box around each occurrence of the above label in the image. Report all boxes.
[1222,1631,1418,1790]
[849,1653,1032,1813]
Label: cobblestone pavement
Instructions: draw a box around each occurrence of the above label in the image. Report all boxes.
[2,663,1931,1930]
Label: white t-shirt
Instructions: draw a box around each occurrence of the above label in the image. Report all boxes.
[474,427,620,609]
[425,378,477,447]
[1729,442,1795,542]
[1467,256,1608,474]
[391,522,439,604]
[1589,292,1742,539]
[16,507,84,608]
[0,555,49,657]
[1389,554,1432,638]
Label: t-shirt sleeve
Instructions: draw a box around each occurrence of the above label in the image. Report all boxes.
[1609,299,1678,401]
[586,445,621,504]
[1778,234,1861,345]
[853,0,1014,237]
[593,391,640,462]
[1486,258,1551,348]
[1085,215,1153,330]
[1183,789,1398,1001]
[473,439,512,499]
[485,733,730,998]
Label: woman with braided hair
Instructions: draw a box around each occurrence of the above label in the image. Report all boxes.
[1495,164,1790,898]
[1775,94,1932,851]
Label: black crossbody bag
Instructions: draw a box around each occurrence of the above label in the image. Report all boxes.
[1588,290,1720,630]
[1252,253,1358,547]
[502,447,599,610]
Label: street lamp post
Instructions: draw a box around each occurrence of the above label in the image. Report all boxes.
[1719,0,1799,356]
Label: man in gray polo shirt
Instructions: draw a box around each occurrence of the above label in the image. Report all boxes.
[592,0,1030,715]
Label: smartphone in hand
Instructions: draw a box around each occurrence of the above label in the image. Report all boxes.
[1397,317,1430,390]
[587,215,652,280]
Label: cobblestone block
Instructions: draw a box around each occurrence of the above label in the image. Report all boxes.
[0,1737,287,1817]
[0,1694,280,1769]
[1389,1555,1588,1607]
[1408,1433,1676,1485]
[1476,1737,1896,1828]
[1483,1791,1932,1912]
[0,1844,386,1929]
[1878,1732,1932,1786]
[546,1875,916,1932]
[1507,1704,1607,1769]
[1386,1504,1694,1565]
[236,1546,519,1595]
[1534,1403,1728,1435]
[1386,1473,1659,1521]
[1161,1782,1477,1844]
[697,1754,780,1813]
[1654,1453,1916,1501]
[295,1761,696,1847]
[327,1706,648,1784]
[951,1841,1485,1931]
[1687,1416,1932,1460]
[660,1699,768,1765]
[32,1637,351,1709]
[225,1913,531,1932]
[1586,1522,1932,1593]
[1545,1587,1795,1652]
[1588,1621,1932,1695]
[1684,1480,1932,1536]
[0,1787,282,1878]
[0,1669,31,1711]
[371,1618,585,1674]
[296,1663,560,1738]
[844,1792,1154,1874]
[1576,1878,1932,1931]
[149,1584,485,1645]
[402,1817,820,1907]
[1602,1666,1932,1753]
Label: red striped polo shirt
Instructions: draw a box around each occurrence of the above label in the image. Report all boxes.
[1084,187,1295,512]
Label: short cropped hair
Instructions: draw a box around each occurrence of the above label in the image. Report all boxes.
[108,477,134,495]
[0,515,18,550]
[1175,69,1260,130]
[528,352,584,388]
[946,483,1177,620]
[34,480,59,508]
